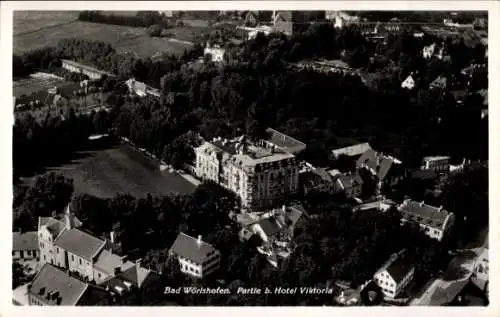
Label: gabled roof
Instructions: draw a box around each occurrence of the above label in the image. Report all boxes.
[55,229,106,261]
[13,231,38,251]
[39,217,66,239]
[382,253,414,283]
[430,76,447,89]
[169,232,219,264]
[94,250,134,275]
[332,143,372,157]
[356,149,398,180]
[265,128,306,154]
[398,200,453,230]
[120,264,155,288]
[274,11,292,22]
[29,264,88,305]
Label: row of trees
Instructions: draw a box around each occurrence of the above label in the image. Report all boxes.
[78,11,172,29]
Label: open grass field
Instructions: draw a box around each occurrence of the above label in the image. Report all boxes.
[44,143,196,199]
[13,11,78,35]
[13,76,64,99]
[14,19,196,57]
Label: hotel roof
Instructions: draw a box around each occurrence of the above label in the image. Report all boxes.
[265,128,306,154]
[332,143,372,157]
[398,200,453,230]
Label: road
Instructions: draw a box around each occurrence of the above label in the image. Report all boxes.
[409,228,488,306]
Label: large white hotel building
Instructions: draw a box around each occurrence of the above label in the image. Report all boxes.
[194,134,301,210]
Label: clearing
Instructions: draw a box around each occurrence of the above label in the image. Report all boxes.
[44,142,196,198]
[13,11,78,36]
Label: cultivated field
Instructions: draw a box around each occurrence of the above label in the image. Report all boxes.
[13,11,78,35]
[45,143,196,199]
[13,75,64,98]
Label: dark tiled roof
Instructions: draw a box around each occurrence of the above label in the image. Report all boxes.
[265,128,306,154]
[258,218,283,237]
[29,264,88,306]
[275,11,292,22]
[13,231,38,251]
[169,232,218,265]
[120,264,155,288]
[337,173,363,190]
[55,229,105,261]
[356,149,396,180]
[398,200,452,229]
[430,76,447,89]
[385,255,414,283]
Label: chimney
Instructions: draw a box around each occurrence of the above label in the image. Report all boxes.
[282,205,286,213]
[420,201,425,207]
[438,206,443,212]
[110,231,115,244]
[64,204,72,230]
[197,235,202,246]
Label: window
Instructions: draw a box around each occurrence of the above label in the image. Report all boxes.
[43,255,46,261]
[56,248,59,254]
[79,259,82,265]
[40,243,43,249]
[71,255,74,261]
[98,273,102,278]
[27,250,31,256]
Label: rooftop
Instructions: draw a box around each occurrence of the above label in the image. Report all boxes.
[258,217,283,237]
[39,217,66,239]
[378,252,414,283]
[120,264,154,288]
[197,136,295,168]
[398,199,453,230]
[61,59,116,77]
[423,156,451,162]
[356,149,400,180]
[265,128,306,154]
[332,143,372,157]
[55,229,106,261]
[13,231,38,251]
[337,173,363,190]
[29,264,88,305]
[94,250,134,275]
[169,232,219,264]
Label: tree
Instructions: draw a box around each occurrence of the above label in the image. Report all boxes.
[147,24,163,37]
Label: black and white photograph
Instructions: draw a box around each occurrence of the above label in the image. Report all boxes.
[3,0,498,312]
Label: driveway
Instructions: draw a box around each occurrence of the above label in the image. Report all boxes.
[13,284,30,306]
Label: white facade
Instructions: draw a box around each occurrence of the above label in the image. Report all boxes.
[204,44,226,62]
[401,75,415,90]
[373,253,414,299]
[422,44,436,59]
[38,224,63,267]
[194,137,300,210]
[177,251,221,278]
[421,156,450,172]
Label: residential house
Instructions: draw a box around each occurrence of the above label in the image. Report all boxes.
[125,78,161,98]
[401,74,416,90]
[422,43,436,59]
[54,227,107,282]
[61,59,116,81]
[28,264,111,306]
[169,232,221,278]
[13,231,39,261]
[429,76,448,90]
[421,156,451,172]
[93,249,135,284]
[204,43,226,62]
[272,11,294,36]
[335,173,363,198]
[264,128,306,154]
[300,167,336,195]
[398,199,455,242]
[101,262,164,305]
[373,251,414,299]
[243,11,273,27]
[356,149,405,194]
[38,206,81,267]
[332,143,372,159]
[194,135,299,210]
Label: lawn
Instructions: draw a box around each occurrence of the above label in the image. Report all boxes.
[44,143,196,199]
[13,11,78,35]
[14,20,196,58]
